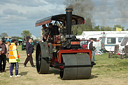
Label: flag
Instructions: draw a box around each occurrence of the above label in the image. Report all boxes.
[116,27,122,31]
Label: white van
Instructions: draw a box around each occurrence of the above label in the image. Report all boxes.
[104,34,126,51]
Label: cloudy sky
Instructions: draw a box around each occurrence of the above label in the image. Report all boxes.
[0,0,128,37]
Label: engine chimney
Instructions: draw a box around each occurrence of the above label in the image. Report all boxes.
[66,8,73,35]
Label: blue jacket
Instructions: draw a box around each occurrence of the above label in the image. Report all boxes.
[26,42,34,54]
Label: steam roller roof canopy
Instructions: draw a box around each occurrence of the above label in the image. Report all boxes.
[35,14,85,27]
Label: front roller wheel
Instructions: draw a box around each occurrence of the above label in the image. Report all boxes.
[36,42,50,74]
[60,54,92,80]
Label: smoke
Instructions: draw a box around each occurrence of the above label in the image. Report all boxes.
[94,0,128,27]
[98,0,128,26]
[65,0,128,29]
[67,0,94,18]
[65,0,95,29]
[115,0,128,24]
[96,0,108,26]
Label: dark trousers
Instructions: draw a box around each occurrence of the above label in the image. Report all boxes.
[10,63,19,76]
[24,54,34,66]
[0,55,6,72]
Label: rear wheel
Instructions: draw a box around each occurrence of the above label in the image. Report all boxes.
[36,42,50,74]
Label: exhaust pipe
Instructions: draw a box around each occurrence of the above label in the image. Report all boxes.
[66,8,73,35]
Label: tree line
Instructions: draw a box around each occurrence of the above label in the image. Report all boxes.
[72,24,128,35]
[0,30,31,39]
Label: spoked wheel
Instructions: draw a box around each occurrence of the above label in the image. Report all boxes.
[60,54,92,80]
[36,42,50,74]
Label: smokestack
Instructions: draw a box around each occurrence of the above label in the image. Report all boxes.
[66,8,73,35]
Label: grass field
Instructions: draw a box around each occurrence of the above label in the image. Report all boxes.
[0,46,128,85]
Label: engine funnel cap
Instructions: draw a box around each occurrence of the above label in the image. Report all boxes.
[66,8,73,12]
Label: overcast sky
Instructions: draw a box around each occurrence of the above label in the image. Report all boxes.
[0,0,128,37]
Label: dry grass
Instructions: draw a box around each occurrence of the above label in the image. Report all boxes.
[0,46,128,85]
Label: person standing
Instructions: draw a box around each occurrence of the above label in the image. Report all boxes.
[0,39,7,73]
[41,24,49,42]
[9,39,21,77]
[24,38,35,67]
[47,23,55,42]
[48,23,54,37]
[88,38,96,62]
[5,41,10,64]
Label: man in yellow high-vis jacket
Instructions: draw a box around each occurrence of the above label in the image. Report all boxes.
[9,39,21,77]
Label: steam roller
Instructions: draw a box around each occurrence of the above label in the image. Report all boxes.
[35,8,96,80]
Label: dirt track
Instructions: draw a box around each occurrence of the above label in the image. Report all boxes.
[1,66,127,85]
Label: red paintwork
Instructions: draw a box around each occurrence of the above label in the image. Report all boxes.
[50,56,58,67]
[71,41,80,45]
[82,44,88,49]
[59,66,64,69]
[58,49,91,63]
[54,57,58,62]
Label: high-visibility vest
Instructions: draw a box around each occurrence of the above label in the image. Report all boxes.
[9,43,20,63]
